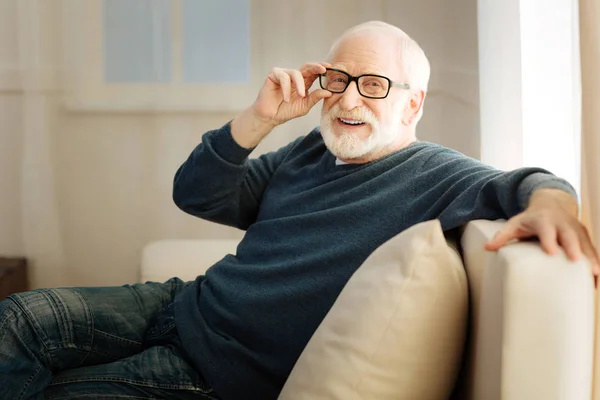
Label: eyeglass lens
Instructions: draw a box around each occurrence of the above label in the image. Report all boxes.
[320,70,390,98]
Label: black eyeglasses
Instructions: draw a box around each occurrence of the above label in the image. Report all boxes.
[319,68,410,99]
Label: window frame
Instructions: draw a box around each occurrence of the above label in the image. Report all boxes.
[60,0,263,112]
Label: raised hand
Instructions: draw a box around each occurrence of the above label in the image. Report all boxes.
[252,62,333,127]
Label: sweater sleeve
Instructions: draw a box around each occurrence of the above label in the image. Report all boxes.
[416,147,578,230]
[172,121,303,230]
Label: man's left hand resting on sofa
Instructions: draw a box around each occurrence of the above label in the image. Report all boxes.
[486,188,600,276]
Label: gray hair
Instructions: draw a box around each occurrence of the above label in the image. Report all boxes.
[327,21,431,93]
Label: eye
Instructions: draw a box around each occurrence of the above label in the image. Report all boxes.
[328,74,348,83]
[363,79,383,87]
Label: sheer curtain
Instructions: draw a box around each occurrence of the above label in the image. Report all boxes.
[17,0,178,288]
[17,0,67,288]
[19,0,252,288]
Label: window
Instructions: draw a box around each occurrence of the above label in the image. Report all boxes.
[103,0,173,83]
[62,0,258,111]
[180,0,250,84]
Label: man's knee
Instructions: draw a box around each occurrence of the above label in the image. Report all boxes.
[0,296,33,354]
[0,291,48,339]
[0,294,54,398]
[6,289,93,348]
[0,296,21,327]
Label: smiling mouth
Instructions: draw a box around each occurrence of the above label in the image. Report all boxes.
[338,118,366,126]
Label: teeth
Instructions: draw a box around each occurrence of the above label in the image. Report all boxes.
[340,118,364,125]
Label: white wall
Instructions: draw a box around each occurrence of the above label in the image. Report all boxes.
[387,0,481,158]
[0,0,480,287]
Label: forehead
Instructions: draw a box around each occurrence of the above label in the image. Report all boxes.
[329,33,401,78]
[330,63,386,77]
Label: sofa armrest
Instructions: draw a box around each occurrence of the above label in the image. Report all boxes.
[458,219,595,400]
[140,239,240,283]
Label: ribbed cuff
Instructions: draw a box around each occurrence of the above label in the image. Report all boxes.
[210,121,255,165]
[518,172,579,210]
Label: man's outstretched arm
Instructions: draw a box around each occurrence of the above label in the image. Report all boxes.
[415,147,599,276]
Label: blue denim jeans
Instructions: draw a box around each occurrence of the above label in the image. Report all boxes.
[0,277,219,400]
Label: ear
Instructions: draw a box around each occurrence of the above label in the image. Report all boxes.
[402,90,426,126]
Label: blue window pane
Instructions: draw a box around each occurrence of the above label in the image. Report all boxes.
[182,0,250,84]
[103,0,172,83]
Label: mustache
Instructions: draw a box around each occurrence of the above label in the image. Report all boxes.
[327,105,378,125]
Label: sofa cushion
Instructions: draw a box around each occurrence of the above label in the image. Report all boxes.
[278,219,468,400]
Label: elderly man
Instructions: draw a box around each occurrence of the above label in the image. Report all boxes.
[1,21,598,400]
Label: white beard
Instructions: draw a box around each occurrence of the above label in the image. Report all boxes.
[320,104,402,161]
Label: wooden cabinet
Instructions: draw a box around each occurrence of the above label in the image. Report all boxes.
[0,257,28,300]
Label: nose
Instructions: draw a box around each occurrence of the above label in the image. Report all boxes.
[338,81,364,111]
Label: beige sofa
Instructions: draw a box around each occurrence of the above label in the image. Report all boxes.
[140,219,596,400]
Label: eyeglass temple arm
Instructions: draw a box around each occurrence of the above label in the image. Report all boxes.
[392,81,411,90]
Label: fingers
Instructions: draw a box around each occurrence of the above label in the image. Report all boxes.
[269,63,332,105]
[288,69,306,98]
[271,67,313,102]
[300,62,332,91]
[482,210,600,279]
[557,227,581,261]
[484,217,558,254]
[303,89,332,110]
[300,62,331,76]
[271,68,292,102]
[573,225,600,276]
[484,216,531,250]
[484,227,515,251]
[582,241,600,276]
[294,62,332,95]
[557,225,600,276]
[536,222,559,255]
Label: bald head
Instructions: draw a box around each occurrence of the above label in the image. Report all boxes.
[327,21,430,92]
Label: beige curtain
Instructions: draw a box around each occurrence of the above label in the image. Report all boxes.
[580,0,600,252]
[580,1,600,398]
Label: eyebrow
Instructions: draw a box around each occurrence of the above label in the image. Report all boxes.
[330,64,348,71]
[330,64,387,77]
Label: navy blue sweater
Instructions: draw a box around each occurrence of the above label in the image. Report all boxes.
[172,122,576,400]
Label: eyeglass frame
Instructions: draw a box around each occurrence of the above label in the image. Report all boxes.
[318,68,411,99]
